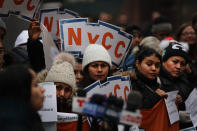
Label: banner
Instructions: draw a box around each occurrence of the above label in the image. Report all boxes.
[39,8,79,40]
[140,99,179,131]
[0,0,42,20]
[85,75,132,103]
[59,18,133,67]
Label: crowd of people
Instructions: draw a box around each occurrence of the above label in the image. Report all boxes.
[0,9,197,131]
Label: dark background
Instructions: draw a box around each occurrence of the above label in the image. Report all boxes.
[2,0,197,50]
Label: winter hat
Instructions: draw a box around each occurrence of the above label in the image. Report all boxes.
[45,52,76,89]
[82,44,112,70]
[162,41,188,62]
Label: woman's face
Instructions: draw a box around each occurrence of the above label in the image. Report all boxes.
[180,26,196,45]
[136,54,161,80]
[162,56,186,77]
[88,61,109,82]
[30,70,45,111]
[55,82,72,100]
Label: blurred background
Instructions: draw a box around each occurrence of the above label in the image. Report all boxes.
[42,0,197,31]
[2,0,197,50]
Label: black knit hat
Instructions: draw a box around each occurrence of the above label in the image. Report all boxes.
[162,42,188,62]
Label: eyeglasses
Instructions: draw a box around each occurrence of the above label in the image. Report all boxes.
[56,85,72,92]
[181,32,196,36]
[0,47,4,54]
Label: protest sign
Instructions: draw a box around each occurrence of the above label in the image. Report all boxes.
[59,18,133,67]
[185,88,197,127]
[38,82,57,122]
[39,8,79,40]
[85,75,132,103]
[41,23,59,69]
[164,90,179,125]
[0,0,42,20]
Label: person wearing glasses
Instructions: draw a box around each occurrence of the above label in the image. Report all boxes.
[175,23,197,88]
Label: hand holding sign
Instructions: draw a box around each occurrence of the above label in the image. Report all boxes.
[28,19,41,40]
[39,8,79,40]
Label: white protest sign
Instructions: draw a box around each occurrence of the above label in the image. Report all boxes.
[85,75,131,103]
[164,90,179,125]
[38,82,57,122]
[0,0,42,19]
[59,18,133,67]
[39,8,79,40]
[107,75,131,102]
[41,23,59,69]
[185,88,197,127]
[119,76,131,102]
[84,81,101,98]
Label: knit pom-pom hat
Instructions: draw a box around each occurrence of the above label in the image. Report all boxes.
[45,52,76,89]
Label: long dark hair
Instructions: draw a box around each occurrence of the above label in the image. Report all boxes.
[135,47,161,64]
[0,65,32,102]
[0,65,39,131]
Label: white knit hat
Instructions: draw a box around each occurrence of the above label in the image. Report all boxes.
[45,52,76,89]
[82,44,112,70]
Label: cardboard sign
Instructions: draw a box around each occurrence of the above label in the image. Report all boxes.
[85,75,132,103]
[0,0,42,19]
[39,8,79,40]
[59,18,133,67]
[38,82,57,122]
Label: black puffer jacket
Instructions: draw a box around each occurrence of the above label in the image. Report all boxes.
[131,69,161,109]
[159,66,192,103]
